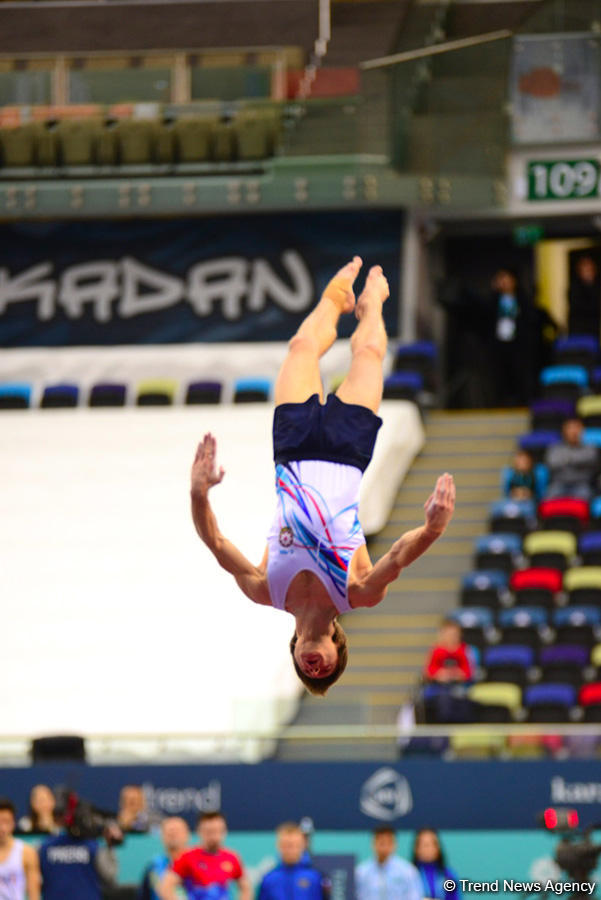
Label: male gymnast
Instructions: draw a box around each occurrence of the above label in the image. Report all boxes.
[191,257,455,695]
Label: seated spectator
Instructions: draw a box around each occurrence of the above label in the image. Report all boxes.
[17,784,59,835]
[544,417,599,500]
[422,620,475,723]
[257,822,329,900]
[117,785,161,834]
[412,828,461,900]
[424,620,474,685]
[356,825,423,900]
[160,811,250,900]
[137,816,189,900]
[506,450,536,501]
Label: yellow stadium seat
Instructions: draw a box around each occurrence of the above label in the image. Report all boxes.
[468,682,522,713]
[577,396,601,420]
[57,118,103,166]
[173,115,217,163]
[136,379,177,406]
[0,124,36,166]
[450,730,506,757]
[33,122,59,166]
[115,119,158,165]
[212,120,235,161]
[591,644,601,667]
[563,566,601,591]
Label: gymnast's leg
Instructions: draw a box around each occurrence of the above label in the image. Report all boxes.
[335,265,389,413]
[274,256,363,406]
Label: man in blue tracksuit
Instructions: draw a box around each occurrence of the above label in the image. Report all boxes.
[257,823,329,900]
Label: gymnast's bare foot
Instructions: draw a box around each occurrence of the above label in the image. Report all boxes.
[356,265,389,320]
[323,255,363,314]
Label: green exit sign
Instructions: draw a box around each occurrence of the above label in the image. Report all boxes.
[528,159,601,201]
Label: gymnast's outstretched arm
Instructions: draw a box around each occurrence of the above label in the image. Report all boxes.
[191,433,270,604]
[350,473,455,608]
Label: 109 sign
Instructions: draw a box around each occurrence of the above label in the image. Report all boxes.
[528,159,601,201]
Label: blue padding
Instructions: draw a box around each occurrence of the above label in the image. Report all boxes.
[592,367,601,387]
[583,428,601,448]
[579,531,601,553]
[530,398,575,417]
[475,533,522,554]
[462,570,508,591]
[553,605,601,627]
[519,431,560,452]
[394,341,437,360]
[42,383,79,399]
[234,377,272,394]
[591,496,601,519]
[540,644,589,666]
[0,382,31,402]
[524,683,577,707]
[422,683,445,701]
[498,606,549,628]
[450,607,494,629]
[384,371,424,390]
[540,365,588,387]
[555,335,599,355]
[490,499,536,520]
[484,644,535,668]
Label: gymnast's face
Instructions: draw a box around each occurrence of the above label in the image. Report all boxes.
[294,633,338,678]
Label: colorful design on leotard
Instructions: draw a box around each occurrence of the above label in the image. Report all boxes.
[275,463,362,598]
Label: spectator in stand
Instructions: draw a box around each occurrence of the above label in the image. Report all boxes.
[137,817,190,900]
[505,449,537,501]
[412,828,461,900]
[568,254,601,338]
[422,620,475,723]
[356,826,423,900]
[18,785,59,835]
[544,417,599,501]
[0,797,41,900]
[257,822,330,900]
[489,268,531,407]
[117,785,162,834]
[159,811,250,900]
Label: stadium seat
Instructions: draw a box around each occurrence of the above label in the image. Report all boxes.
[555,336,599,369]
[0,382,32,409]
[563,567,601,606]
[530,399,575,432]
[523,683,577,722]
[506,733,545,758]
[234,108,274,160]
[577,395,601,428]
[174,115,217,162]
[33,121,59,167]
[497,605,549,648]
[185,381,223,405]
[538,644,589,687]
[393,341,437,391]
[449,731,506,758]
[582,427,601,449]
[89,382,127,407]
[0,124,36,167]
[591,643,601,675]
[468,682,522,723]
[156,118,176,164]
[449,607,494,651]
[552,606,601,646]
[579,682,601,721]
[460,570,508,610]
[41,383,79,409]
[115,119,157,165]
[590,496,601,526]
[474,533,521,574]
[539,365,588,402]
[509,567,562,609]
[489,499,536,537]
[518,431,560,464]
[592,367,601,392]
[483,644,534,686]
[523,531,576,571]
[136,379,177,406]
[56,118,103,166]
[233,377,271,403]
[96,120,119,166]
[212,119,236,162]
[382,372,423,401]
[538,498,589,534]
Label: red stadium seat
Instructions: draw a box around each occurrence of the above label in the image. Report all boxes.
[509,567,563,609]
[579,682,601,705]
[538,498,589,534]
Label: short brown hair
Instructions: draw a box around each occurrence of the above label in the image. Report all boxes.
[289,620,348,696]
[276,821,303,837]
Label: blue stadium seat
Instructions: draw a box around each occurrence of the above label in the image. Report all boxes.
[530,399,575,432]
[461,570,508,610]
[579,532,601,566]
[233,377,272,403]
[489,499,536,536]
[523,682,578,722]
[483,644,535,686]
[450,607,494,651]
[539,644,589,687]
[393,341,437,391]
[539,365,588,402]
[41,383,79,408]
[518,431,560,464]
[591,496,601,525]
[185,380,222,404]
[583,428,601,448]
[383,371,423,401]
[498,605,549,648]
[0,382,32,409]
[89,382,127,407]
[553,605,601,646]
[554,335,599,369]
[474,533,522,574]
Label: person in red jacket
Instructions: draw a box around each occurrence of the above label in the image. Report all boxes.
[424,620,474,683]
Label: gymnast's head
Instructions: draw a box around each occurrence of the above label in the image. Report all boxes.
[289,619,348,696]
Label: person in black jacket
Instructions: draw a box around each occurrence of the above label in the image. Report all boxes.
[568,254,601,338]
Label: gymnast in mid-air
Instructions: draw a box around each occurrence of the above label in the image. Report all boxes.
[190,256,455,694]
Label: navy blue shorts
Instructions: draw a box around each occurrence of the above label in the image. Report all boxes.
[273,393,382,473]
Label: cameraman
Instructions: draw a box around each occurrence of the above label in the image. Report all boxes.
[38,795,122,900]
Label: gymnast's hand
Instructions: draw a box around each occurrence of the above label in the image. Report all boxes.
[424,472,455,537]
[191,432,225,498]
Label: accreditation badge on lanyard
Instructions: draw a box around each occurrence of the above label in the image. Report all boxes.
[496,293,518,342]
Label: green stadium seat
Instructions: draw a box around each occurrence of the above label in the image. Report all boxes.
[156,119,176,164]
[96,120,119,166]
[235,109,273,160]
[34,121,59,167]
[0,124,36,167]
[115,119,157,165]
[212,120,235,162]
[57,118,103,166]
[173,115,216,163]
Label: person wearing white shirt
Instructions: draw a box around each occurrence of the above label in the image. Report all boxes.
[356,826,424,900]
